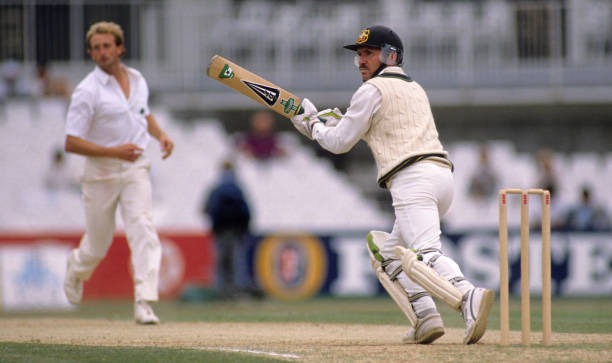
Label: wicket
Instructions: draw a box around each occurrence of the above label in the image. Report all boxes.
[498,188,552,346]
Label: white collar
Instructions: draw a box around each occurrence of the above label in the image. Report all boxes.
[93,64,137,84]
[379,66,405,75]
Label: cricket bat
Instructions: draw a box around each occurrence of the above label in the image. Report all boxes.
[206,55,302,118]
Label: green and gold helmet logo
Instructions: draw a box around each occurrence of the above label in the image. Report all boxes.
[357,29,370,44]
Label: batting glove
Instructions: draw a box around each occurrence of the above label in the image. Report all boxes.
[303,116,321,139]
[316,107,343,127]
[291,98,318,139]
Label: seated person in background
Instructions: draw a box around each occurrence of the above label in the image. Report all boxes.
[565,185,611,231]
[468,144,498,200]
[238,110,285,161]
[530,184,567,231]
[36,63,71,103]
[1,59,22,97]
[535,148,559,194]
[44,147,80,192]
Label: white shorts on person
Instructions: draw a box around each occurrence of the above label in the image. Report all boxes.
[68,155,161,302]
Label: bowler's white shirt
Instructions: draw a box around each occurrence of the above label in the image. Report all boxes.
[65,65,151,149]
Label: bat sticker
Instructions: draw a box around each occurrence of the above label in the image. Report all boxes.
[242,80,280,106]
[219,64,235,79]
[280,98,299,114]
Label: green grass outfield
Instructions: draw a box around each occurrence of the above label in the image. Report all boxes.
[1,296,611,362]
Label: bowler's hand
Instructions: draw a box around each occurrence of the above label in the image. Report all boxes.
[114,143,143,162]
[159,134,174,159]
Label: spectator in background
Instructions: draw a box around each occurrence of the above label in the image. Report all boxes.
[1,60,22,98]
[238,110,285,161]
[44,147,80,196]
[536,148,558,194]
[565,185,610,231]
[34,63,71,111]
[529,183,568,231]
[530,149,567,230]
[468,144,498,200]
[203,160,253,299]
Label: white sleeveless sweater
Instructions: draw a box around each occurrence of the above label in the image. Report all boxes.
[363,67,449,187]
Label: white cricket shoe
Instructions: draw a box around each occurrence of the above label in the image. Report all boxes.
[64,258,83,304]
[134,300,160,325]
[462,287,494,344]
[402,313,445,344]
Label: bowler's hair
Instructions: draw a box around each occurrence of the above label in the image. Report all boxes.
[86,21,124,50]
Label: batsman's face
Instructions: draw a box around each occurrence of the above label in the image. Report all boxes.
[356,46,382,81]
[88,33,123,70]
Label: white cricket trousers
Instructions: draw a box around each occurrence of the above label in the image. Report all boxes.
[381,161,473,298]
[69,156,161,302]
[383,161,453,253]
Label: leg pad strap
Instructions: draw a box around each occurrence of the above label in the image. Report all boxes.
[394,246,463,311]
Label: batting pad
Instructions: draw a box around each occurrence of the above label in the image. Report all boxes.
[394,246,463,311]
[367,232,418,326]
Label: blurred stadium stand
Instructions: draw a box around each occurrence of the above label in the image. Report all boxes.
[1,99,611,233]
[1,0,611,233]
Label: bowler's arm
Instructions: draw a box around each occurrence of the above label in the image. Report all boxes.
[65,135,143,162]
[146,114,174,159]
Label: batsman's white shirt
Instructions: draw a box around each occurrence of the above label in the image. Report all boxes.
[66,65,151,149]
[65,65,161,302]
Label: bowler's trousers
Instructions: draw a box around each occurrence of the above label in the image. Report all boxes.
[68,155,161,302]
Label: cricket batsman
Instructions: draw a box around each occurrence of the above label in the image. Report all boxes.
[290,25,494,344]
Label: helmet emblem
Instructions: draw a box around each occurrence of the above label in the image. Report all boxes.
[356,29,370,44]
